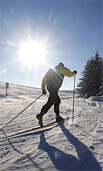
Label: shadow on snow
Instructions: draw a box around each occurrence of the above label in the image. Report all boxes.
[38,121,102,171]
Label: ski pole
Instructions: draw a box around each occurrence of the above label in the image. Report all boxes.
[0,94,42,130]
[72,75,76,123]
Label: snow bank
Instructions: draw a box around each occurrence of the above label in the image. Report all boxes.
[87,96,103,107]
[90,96,103,102]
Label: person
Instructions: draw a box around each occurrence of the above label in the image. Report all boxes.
[36,62,77,126]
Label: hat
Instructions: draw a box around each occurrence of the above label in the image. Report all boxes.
[58,62,64,67]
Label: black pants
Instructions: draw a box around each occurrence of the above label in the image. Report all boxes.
[41,92,61,115]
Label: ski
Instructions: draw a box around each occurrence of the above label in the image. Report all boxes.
[9,117,69,138]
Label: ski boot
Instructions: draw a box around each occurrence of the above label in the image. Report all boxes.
[36,113,43,127]
[56,115,64,122]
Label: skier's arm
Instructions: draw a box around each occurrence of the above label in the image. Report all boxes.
[60,67,76,77]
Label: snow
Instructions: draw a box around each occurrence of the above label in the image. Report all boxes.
[0,82,103,171]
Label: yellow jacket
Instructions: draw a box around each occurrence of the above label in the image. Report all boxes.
[42,66,75,91]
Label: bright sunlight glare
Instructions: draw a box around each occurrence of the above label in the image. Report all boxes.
[18,39,47,68]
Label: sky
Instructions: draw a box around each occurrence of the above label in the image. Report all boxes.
[0,0,103,90]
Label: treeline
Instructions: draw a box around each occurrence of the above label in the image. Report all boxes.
[77,51,103,98]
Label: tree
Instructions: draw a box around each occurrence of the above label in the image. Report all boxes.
[99,57,103,95]
[77,51,103,98]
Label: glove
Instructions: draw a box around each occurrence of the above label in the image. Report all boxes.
[73,70,77,74]
[42,89,47,95]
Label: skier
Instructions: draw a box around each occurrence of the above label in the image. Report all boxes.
[36,62,77,126]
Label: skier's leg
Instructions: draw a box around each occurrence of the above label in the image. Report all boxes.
[54,93,64,122]
[41,95,54,114]
[54,93,61,115]
[36,94,54,126]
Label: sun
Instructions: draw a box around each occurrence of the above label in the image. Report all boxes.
[18,39,47,68]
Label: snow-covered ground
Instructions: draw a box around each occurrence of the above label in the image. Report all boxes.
[0,82,103,171]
